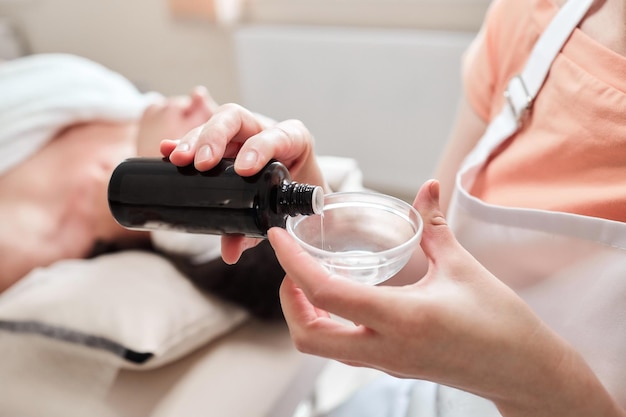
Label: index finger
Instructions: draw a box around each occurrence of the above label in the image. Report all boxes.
[268,227,390,329]
[168,103,264,170]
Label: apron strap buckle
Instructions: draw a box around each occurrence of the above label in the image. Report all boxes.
[503,74,533,127]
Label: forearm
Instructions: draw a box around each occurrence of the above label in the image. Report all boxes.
[433,95,487,215]
[494,330,625,417]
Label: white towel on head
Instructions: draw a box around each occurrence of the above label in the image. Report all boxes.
[0,53,162,175]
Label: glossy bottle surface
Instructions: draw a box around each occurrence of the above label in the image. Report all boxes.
[108,158,323,238]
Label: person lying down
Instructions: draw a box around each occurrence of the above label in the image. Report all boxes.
[0,53,285,319]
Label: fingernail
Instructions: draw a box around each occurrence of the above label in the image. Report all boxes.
[429,179,440,201]
[175,142,190,152]
[197,145,212,162]
[237,150,258,169]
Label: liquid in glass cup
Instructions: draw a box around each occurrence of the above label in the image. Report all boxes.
[286,191,423,285]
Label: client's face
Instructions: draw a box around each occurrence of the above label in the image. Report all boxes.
[0,87,218,289]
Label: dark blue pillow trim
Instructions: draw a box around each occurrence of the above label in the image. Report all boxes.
[0,320,153,364]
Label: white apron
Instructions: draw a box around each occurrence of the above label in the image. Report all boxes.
[437,0,626,413]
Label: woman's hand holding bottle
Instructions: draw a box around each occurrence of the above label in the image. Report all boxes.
[161,103,327,263]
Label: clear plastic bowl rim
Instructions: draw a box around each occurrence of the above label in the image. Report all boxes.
[285,191,424,262]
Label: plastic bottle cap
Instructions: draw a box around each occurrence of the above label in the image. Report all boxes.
[312,186,324,215]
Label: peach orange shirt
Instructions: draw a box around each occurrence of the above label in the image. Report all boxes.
[463,0,626,223]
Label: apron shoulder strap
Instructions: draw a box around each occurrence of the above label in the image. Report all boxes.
[463,0,595,168]
[508,0,595,124]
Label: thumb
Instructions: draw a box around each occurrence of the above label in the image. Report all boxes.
[412,179,459,261]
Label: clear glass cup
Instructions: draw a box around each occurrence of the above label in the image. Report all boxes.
[286,191,423,285]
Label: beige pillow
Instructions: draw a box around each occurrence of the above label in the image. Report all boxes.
[0,250,248,370]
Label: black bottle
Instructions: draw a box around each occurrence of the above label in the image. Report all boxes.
[108,158,324,238]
